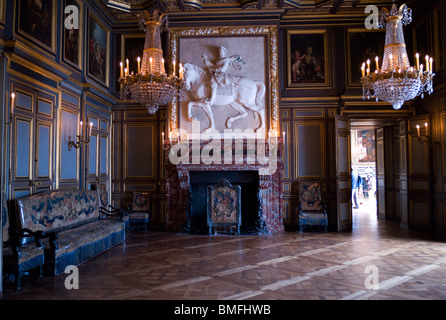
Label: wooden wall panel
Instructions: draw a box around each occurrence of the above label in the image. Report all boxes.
[112,106,165,230]
[124,124,154,179]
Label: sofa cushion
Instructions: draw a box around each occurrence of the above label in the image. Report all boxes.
[45,220,125,258]
[299,212,328,226]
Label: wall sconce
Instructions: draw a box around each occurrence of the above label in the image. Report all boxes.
[416,123,432,145]
[68,121,93,151]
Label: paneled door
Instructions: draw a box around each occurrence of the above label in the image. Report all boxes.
[10,87,55,199]
[335,116,352,231]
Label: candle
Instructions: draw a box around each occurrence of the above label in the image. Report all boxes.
[375,57,379,72]
[89,122,93,137]
[126,59,129,74]
[429,58,433,73]
[416,125,420,137]
[389,54,393,70]
[162,132,164,142]
[367,68,370,76]
[173,60,176,77]
[425,123,428,129]
[420,64,424,74]
[415,53,420,70]
[425,55,429,73]
[179,63,183,79]
[79,121,83,135]
[11,93,15,114]
[120,62,124,78]
[367,59,371,72]
[124,68,128,76]
[149,57,153,74]
[361,63,365,78]
[161,58,166,74]
[137,57,141,74]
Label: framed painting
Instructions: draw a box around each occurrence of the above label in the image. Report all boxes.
[0,0,4,23]
[120,34,145,76]
[287,29,329,88]
[170,25,279,138]
[63,0,83,69]
[412,10,441,73]
[346,29,385,87]
[18,0,56,52]
[87,13,109,87]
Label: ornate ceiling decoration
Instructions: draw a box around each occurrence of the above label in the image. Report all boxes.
[106,0,396,19]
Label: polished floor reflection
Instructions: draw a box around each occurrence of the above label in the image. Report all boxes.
[2,202,446,300]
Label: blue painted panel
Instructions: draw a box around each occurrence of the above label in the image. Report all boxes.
[90,117,98,129]
[38,125,50,177]
[100,136,107,174]
[16,120,30,177]
[16,92,32,110]
[15,189,30,199]
[62,91,80,106]
[100,120,108,131]
[61,110,78,180]
[89,135,97,175]
[38,100,52,116]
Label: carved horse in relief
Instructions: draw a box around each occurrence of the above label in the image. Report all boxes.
[182,63,266,133]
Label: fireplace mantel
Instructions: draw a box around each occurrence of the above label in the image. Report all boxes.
[164,139,284,234]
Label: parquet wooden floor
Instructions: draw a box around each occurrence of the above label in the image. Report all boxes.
[2,201,446,301]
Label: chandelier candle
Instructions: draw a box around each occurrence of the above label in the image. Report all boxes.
[118,9,184,114]
[360,3,435,109]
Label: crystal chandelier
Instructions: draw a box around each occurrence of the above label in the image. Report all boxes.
[361,3,434,110]
[118,10,184,114]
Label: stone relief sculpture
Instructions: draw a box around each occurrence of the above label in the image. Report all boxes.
[182,46,266,133]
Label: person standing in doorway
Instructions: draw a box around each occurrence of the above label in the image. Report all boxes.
[351,167,362,209]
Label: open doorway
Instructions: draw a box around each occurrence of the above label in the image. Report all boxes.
[351,128,377,223]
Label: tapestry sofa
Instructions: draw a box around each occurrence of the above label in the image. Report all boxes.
[2,191,45,289]
[15,188,126,276]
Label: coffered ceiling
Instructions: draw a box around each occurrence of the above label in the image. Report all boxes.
[105,0,399,21]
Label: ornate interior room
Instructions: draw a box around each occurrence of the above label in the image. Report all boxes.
[1,0,446,300]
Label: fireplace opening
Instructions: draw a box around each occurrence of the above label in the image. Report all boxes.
[189,171,260,234]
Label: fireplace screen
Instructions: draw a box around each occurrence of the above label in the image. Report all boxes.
[207,179,241,235]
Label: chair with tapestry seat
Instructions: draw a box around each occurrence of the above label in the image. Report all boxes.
[298,181,328,234]
[2,191,45,290]
[127,192,150,230]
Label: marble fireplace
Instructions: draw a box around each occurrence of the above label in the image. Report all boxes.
[165,139,284,234]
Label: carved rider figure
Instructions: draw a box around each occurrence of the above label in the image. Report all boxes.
[201,46,246,105]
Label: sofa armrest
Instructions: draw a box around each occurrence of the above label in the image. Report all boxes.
[99,205,127,222]
[29,229,59,250]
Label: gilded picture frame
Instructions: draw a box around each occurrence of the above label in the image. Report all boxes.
[62,0,83,69]
[87,12,110,87]
[17,0,57,53]
[287,29,330,88]
[346,28,386,87]
[0,0,5,23]
[169,26,279,137]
